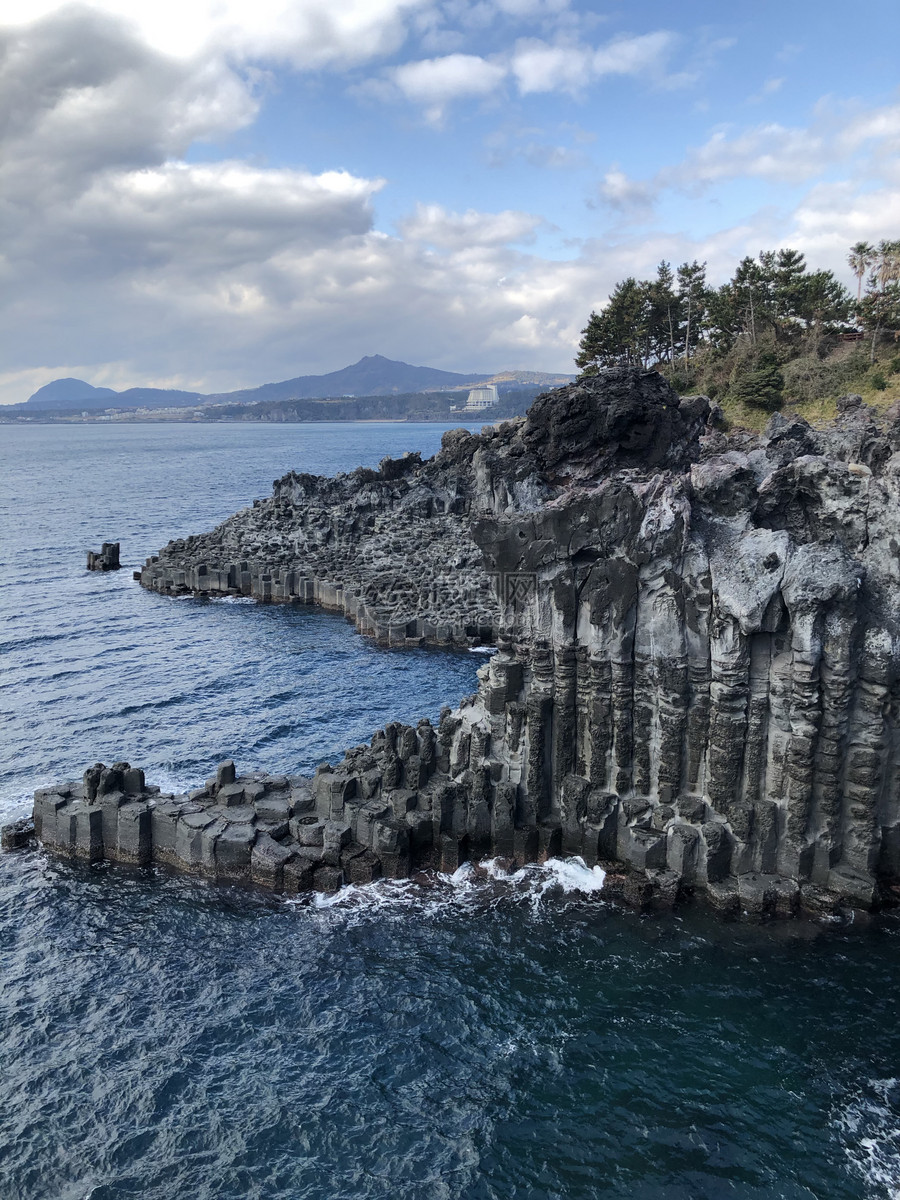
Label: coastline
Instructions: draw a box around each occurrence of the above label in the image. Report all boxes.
[13,368,900,919]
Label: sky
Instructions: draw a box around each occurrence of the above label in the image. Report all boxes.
[1,0,899,404]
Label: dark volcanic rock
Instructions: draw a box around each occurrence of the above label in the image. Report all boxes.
[523,367,708,476]
[87,542,120,571]
[15,367,900,915]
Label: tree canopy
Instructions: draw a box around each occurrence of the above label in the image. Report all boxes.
[576,248,853,375]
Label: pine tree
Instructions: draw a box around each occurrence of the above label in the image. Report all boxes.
[647,261,679,364]
[676,261,707,367]
[576,278,652,372]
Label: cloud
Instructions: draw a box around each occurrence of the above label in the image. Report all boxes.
[1,4,634,405]
[511,30,676,95]
[836,101,900,159]
[691,100,900,183]
[590,31,676,80]
[520,141,588,168]
[484,121,593,169]
[591,98,900,207]
[1,0,429,67]
[399,203,541,248]
[787,180,900,267]
[682,123,827,185]
[0,7,258,205]
[390,51,506,119]
[595,166,657,213]
[747,76,785,104]
[379,27,682,117]
[509,38,589,92]
[492,0,570,17]
[0,9,391,392]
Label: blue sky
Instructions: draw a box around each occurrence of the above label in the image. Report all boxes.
[1,0,898,402]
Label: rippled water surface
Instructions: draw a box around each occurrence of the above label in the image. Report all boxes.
[2,422,900,1200]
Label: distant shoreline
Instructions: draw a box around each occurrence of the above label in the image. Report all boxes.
[0,414,488,427]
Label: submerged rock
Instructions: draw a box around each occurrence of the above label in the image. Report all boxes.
[18,367,900,914]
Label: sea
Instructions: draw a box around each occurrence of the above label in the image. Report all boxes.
[1,420,900,1200]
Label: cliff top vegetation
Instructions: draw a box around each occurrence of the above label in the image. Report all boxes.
[576,241,900,432]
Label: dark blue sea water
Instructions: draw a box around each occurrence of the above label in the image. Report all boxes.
[2,421,900,1200]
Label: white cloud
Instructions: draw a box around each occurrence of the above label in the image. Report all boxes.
[492,0,569,17]
[592,98,900,209]
[511,30,676,95]
[391,51,506,111]
[747,76,784,104]
[591,30,676,79]
[510,38,590,93]
[1,0,429,67]
[381,27,681,116]
[836,102,900,159]
[596,166,656,212]
[787,181,900,269]
[399,203,541,248]
[682,123,826,184]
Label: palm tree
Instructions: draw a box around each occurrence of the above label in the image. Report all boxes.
[858,241,900,362]
[876,239,900,288]
[848,241,875,301]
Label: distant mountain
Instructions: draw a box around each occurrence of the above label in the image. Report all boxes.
[24,378,201,410]
[22,356,573,411]
[111,387,203,407]
[26,378,118,408]
[489,370,576,388]
[204,355,493,404]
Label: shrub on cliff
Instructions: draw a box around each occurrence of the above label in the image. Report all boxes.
[867,367,888,391]
[781,348,869,404]
[728,352,785,411]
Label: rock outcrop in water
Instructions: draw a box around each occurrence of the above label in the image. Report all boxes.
[17,369,900,915]
[26,759,388,893]
[87,541,120,571]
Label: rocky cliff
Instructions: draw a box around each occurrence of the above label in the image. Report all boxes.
[18,370,900,915]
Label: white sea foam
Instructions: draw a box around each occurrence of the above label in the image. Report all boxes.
[835,1078,900,1198]
[301,855,606,920]
[468,646,498,655]
[148,769,203,799]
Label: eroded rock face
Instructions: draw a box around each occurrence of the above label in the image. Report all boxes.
[522,368,709,476]
[21,368,900,913]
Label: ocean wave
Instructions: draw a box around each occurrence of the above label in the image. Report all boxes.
[293,855,606,923]
[835,1077,900,1199]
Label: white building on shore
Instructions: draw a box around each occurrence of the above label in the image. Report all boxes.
[463,384,499,411]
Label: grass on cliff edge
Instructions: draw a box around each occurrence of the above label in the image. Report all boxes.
[721,379,900,433]
[674,342,900,434]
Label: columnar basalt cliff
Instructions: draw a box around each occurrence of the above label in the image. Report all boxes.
[16,372,900,915]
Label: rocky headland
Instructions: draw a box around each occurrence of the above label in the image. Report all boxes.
[13,368,900,916]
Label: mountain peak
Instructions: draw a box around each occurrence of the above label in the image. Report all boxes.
[27,377,118,407]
